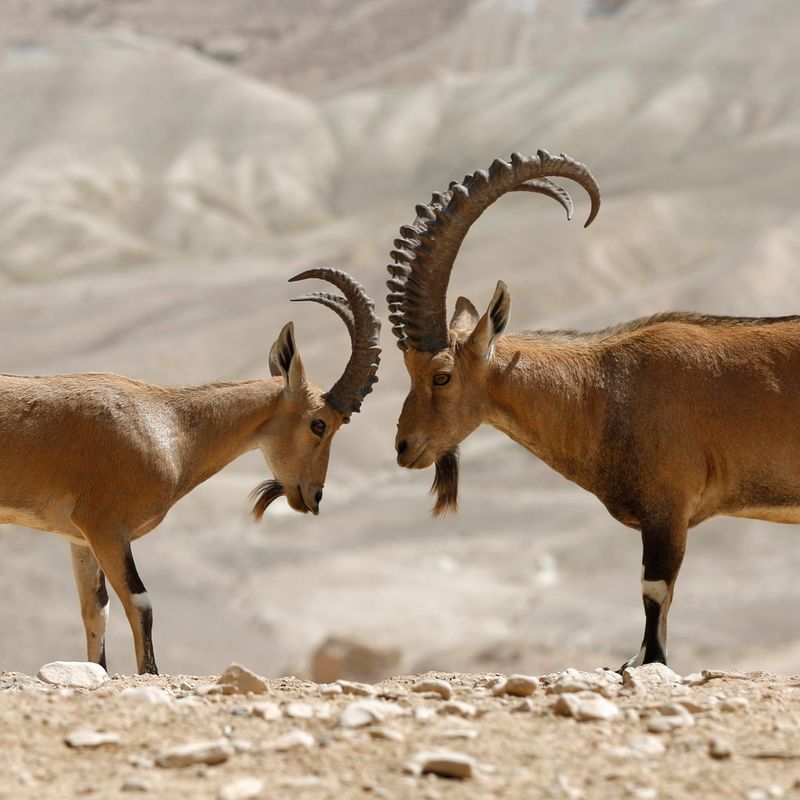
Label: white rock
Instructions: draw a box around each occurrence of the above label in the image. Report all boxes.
[64,729,120,748]
[647,712,695,733]
[217,777,264,800]
[408,750,475,779]
[702,668,748,681]
[285,702,313,719]
[336,679,376,696]
[493,674,539,697]
[121,778,152,792]
[622,663,681,686]
[247,701,282,720]
[552,692,621,722]
[709,737,733,759]
[339,700,404,729]
[411,679,453,700]
[119,686,174,706]
[37,661,108,690]
[414,706,437,722]
[263,730,315,751]
[318,683,343,696]
[155,740,234,768]
[438,728,479,740]
[440,700,477,718]
[216,664,268,695]
[369,727,405,742]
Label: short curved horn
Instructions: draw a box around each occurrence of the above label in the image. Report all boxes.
[289,268,381,416]
[386,150,601,352]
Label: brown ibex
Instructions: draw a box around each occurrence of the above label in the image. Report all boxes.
[1,268,380,674]
[387,149,800,670]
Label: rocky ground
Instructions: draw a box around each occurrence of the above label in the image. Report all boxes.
[3,662,800,800]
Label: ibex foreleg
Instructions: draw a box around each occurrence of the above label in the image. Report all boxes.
[83,531,158,675]
[620,520,687,672]
[70,544,109,668]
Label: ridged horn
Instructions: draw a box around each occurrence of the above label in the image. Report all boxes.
[386,150,601,352]
[289,268,381,416]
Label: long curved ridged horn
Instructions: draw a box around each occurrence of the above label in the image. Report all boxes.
[386,150,601,352]
[289,268,381,416]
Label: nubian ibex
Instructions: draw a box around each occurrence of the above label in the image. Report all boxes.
[1,268,380,674]
[387,149,800,671]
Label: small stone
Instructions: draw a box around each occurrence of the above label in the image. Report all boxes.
[194,684,224,697]
[512,699,535,713]
[65,729,120,748]
[129,755,155,769]
[155,740,234,768]
[285,702,313,719]
[119,686,173,706]
[709,737,733,759]
[682,672,706,686]
[719,696,749,712]
[493,674,539,697]
[552,692,621,722]
[622,663,681,687]
[263,730,315,751]
[217,777,264,800]
[121,778,151,792]
[647,712,694,733]
[248,701,282,720]
[702,668,748,681]
[440,700,477,718]
[216,664,268,695]
[37,661,108,690]
[438,728,479,740]
[318,683,343,696]
[414,706,437,722]
[339,700,404,729]
[369,727,405,742]
[409,750,475,779]
[336,679,377,696]
[412,679,453,700]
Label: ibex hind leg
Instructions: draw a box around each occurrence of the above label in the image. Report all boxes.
[80,530,158,675]
[70,543,109,668]
[618,519,687,673]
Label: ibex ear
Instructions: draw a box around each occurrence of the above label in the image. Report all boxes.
[449,296,480,334]
[466,281,511,360]
[269,322,307,394]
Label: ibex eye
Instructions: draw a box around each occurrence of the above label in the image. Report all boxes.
[433,373,451,386]
[311,419,326,437]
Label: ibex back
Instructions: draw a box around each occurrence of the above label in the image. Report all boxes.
[387,150,800,670]
[1,268,380,674]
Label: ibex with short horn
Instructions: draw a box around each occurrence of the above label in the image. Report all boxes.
[1,268,380,674]
[388,149,800,671]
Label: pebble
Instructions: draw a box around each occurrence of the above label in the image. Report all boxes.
[216,664,268,695]
[217,777,264,800]
[552,692,621,722]
[263,730,315,751]
[493,674,539,697]
[647,711,695,733]
[285,702,313,719]
[37,661,109,690]
[336,679,377,697]
[438,728,479,740]
[408,750,475,779]
[318,683,343,696]
[119,686,174,706]
[369,727,405,742]
[414,706,437,722]
[622,663,681,686]
[703,668,748,681]
[708,737,733,759]
[64,729,120,748]
[155,739,234,768]
[247,701,282,720]
[121,778,152,792]
[412,679,453,700]
[440,700,477,718]
[339,700,403,729]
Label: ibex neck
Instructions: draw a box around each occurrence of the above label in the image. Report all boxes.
[484,335,605,491]
[168,379,282,496]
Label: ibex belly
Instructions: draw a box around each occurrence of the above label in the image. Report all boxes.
[0,496,83,543]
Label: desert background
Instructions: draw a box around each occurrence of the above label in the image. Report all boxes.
[1,0,800,684]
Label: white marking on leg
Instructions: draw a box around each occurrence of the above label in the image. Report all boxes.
[131,592,151,611]
[642,579,668,603]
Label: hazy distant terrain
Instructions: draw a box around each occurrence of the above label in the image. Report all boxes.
[1,0,799,678]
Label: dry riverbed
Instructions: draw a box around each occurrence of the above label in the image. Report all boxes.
[2,663,800,799]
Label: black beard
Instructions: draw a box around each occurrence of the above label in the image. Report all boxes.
[430,449,459,517]
[250,479,285,520]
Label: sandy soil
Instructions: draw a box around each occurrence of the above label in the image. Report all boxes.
[3,665,800,800]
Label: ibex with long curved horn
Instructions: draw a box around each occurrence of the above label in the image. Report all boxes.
[388,149,800,671]
[1,268,380,674]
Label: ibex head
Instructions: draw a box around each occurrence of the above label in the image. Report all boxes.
[253,268,381,517]
[387,151,600,515]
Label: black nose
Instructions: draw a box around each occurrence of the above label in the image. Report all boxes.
[315,489,323,504]
[396,439,408,456]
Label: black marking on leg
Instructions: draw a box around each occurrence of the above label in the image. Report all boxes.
[139,604,158,675]
[96,573,108,607]
[641,595,667,665]
[124,550,147,595]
